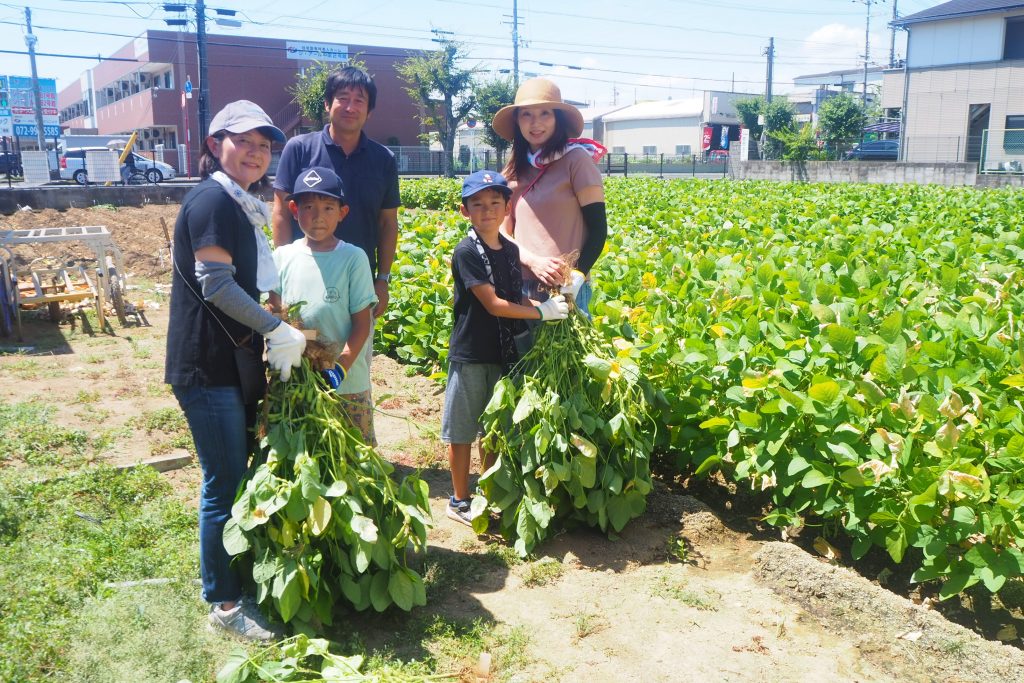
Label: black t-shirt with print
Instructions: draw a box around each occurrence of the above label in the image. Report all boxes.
[449,235,522,365]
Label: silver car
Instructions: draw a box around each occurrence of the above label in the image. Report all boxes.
[60,147,177,184]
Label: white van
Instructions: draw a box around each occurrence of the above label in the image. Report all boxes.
[60,147,177,184]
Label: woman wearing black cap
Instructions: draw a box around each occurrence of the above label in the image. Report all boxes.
[165,99,304,641]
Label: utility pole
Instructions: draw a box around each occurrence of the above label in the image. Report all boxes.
[512,0,519,88]
[889,0,898,68]
[763,37,774,103]
[24,7,47,151]
[856,0,873,107]
[196,0,210,138]
[502,1,522,88]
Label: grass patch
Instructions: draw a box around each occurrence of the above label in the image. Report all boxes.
[132,406,188,433]
[0,465,198,682]
[2,357,41,380]
[568,607,609,642]
[422,548,489,597]
[521,557,564,587]
[65,582,220,683]
[485,542,524,569]
[650,575,721,611]
[72,389,101,404]
[0,400,93,467]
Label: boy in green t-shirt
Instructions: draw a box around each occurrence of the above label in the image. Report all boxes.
[272,166,378,443]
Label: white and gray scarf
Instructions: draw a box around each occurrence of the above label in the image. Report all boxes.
[210,170,278,292]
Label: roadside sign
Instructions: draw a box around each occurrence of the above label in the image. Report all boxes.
[6,75,59,140]
[0,76,11,137]
[184,77,193,99]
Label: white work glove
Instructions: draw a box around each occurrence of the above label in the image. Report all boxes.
[560,270,586,299]
[537,295,569,321]
[265,321,306,382]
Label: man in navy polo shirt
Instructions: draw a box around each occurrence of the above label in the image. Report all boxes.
[271,66,400,316]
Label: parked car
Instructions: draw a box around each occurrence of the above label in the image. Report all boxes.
[844,139,899,161]
[0,150,22,177]
[60,147,176,184]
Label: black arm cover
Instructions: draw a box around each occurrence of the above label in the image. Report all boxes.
[578,201,608,275]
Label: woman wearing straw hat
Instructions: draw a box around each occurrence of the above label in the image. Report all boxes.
[493,77,608,316]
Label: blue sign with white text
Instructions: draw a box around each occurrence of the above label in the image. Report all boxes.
[14,124,61,138]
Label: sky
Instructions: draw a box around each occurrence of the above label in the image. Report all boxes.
[0,0,936,106]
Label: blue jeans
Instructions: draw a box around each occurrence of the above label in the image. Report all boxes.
[523,279,593,319]
[173,383,254,604]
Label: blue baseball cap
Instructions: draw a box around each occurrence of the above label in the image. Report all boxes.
[461,170,512,199]
[289,166,346,202]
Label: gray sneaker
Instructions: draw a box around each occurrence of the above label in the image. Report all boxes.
[446,496,474,526]
[208,597,284,642]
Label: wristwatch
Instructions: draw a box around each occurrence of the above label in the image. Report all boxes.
[376,273,392,284]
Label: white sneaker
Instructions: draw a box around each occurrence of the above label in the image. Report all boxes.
[208,597,284,642]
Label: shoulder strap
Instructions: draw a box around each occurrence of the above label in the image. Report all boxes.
[171,253,250,348]
[510,166,547,226]
[467,229,494,285]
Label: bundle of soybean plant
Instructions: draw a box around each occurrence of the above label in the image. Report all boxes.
[224,346,432,629]
[472,292,656,556]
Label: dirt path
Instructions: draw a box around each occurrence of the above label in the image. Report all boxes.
[3,205,1023,682]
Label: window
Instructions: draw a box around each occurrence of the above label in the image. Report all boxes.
[675,144,691,156]
[1005,115,1024,152]
[1005,16,1024,60]
[642,145,657,155]
[612,146,625,154]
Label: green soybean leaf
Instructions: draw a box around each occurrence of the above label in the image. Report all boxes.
[808,380,841,405]
[802,468,832,489]
[388,569,415,611]
[879,310,904,343]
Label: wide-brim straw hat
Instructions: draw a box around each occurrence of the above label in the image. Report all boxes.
[491,78,584,142]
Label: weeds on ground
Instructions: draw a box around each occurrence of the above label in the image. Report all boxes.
[0,464,198,682]
[354,615,532,681]
[650,574,721,611]
[65,582,220,683]
[2,356,42,380]
[522,557,565,587]
[73,389,101,404]
[485,542,524,569]
[0,400,93,467]
[568,607,609,642]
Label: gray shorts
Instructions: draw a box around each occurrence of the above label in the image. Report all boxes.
[441,361,502,444]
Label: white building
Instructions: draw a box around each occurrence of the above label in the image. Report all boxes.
[883,0,1024,168]
[598,91,757,157]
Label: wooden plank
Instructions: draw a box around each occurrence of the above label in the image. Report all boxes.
[115,451,193,474]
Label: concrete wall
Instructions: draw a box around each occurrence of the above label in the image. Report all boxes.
[729,161,982,186]
[0,184,195,215]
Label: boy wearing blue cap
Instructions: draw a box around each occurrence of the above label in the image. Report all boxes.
[442,170,570,525]
[272,166,379,443]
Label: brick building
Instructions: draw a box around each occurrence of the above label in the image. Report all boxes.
[57,31,423,174]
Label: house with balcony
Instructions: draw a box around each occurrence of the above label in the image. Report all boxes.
[57,31,422,175]
[882,0,1024,169]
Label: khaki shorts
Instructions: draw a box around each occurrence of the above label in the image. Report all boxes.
[338,389,377,447]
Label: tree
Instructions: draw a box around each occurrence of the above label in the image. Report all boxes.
[817,93,865,153]
[397,40,477,177]
[734,96,764,139]
[770,124,817,161]
[761,98,796,160]
[473,76,516,168]
[289,58,369,129]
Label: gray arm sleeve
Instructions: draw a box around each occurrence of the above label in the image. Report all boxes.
[195,260,281,335]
